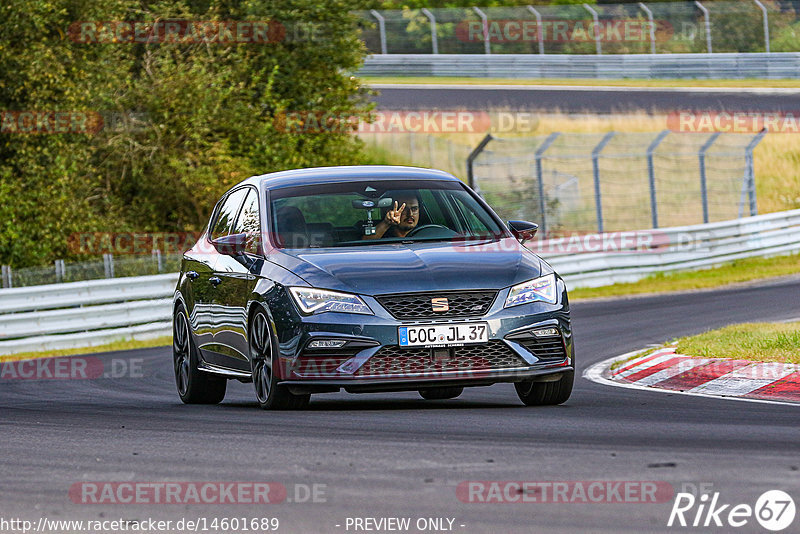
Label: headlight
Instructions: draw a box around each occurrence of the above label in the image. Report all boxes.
[289,287,373,315]
[504,274,558,308]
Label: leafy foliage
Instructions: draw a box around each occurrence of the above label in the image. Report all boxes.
[0,0,373,266]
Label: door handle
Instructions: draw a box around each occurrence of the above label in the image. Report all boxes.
[186,271,199,281]
[208,276,222,287]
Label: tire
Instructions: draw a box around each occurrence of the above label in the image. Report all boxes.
[514,371,573,406]
[173,306,227,404]
[419,386,464,400]
[249,309,310,410]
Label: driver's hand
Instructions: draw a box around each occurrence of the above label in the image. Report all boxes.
[384,201,406,226]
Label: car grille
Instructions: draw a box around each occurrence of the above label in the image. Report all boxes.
[516,337,567,363]
[354,341,527,377]
[375,290,497,320]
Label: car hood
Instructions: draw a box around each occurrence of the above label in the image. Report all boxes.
[267,238,545,296]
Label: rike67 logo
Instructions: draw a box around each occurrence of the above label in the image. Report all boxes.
[668,490,795,531]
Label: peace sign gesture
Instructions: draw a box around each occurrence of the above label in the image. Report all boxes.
[384,201,406,226]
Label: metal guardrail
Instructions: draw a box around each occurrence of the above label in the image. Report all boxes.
[0,274,177,355]
[359,52,800,79]
[539,208,800,287]
[0,209,798,355]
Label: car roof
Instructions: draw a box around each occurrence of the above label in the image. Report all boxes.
[239,165,460,190]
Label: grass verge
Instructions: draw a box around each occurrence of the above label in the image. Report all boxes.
[569,252,800,300]
[362,76,800,88]
[675,322,800,364]
[0,336,172,363]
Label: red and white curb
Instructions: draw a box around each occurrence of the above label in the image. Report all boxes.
[584,347,800,406]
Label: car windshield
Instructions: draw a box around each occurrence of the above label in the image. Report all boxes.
[269,179,506,249]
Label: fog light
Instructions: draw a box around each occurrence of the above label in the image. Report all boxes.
[308,339,347,349]
[532,328,560,338]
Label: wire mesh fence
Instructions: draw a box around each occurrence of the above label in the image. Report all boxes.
[359,131,472,179]
[1,253,183,289]
[358,1,800,55]
[360,130,765,237]
[471,131,765,235]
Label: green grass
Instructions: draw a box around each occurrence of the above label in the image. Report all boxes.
[569,252,800,300]
[676,322,800,364]
[362,76,800,88]
[0,336,171,363]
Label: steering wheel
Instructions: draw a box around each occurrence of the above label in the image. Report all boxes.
[406,224,456,238]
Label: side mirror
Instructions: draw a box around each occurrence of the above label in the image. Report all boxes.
[507,220,538,244]
[213,232,247,256]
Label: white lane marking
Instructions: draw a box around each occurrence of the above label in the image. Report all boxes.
[633,357,708,387]
[613,350,676,380]
[368,83,800,95]
[583,351,800,407]
[690,362,798,396]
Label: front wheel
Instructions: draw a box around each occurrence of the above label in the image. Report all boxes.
[173,306,226,404]
[249,309,310,410]
[515,371,573,406]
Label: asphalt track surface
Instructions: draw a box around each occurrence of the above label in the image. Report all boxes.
[371,84,800,114]
[2,277,799,533]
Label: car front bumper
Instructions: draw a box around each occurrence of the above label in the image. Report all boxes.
[272,285,574,393]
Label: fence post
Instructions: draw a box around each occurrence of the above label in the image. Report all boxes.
[472,7,491,55]
[638,2,657,55]
[467,134,494,194]
[152,249,163,273]
[583,4,602,55]
[694,1,712,53]
[646,130,670,228]
[421,8,438,54]
[591,132,616,233]
[534,133,560,238]
[526,6,545,54]
[698,132,721,224]
[54,259,65,283]
[753,0,770,53]
[103,253,115,278]
[1,265,11,288]
[745,128,767,216]
[370,10,388,54]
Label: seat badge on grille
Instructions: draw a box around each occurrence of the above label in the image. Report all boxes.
[431,297,449,312]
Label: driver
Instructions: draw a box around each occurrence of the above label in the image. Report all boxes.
[363,192,420,240]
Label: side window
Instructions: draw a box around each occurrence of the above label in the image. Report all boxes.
[210,188,248,241]
[233,188,261,254]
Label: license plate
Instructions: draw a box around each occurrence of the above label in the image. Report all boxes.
[398,322,489,348]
